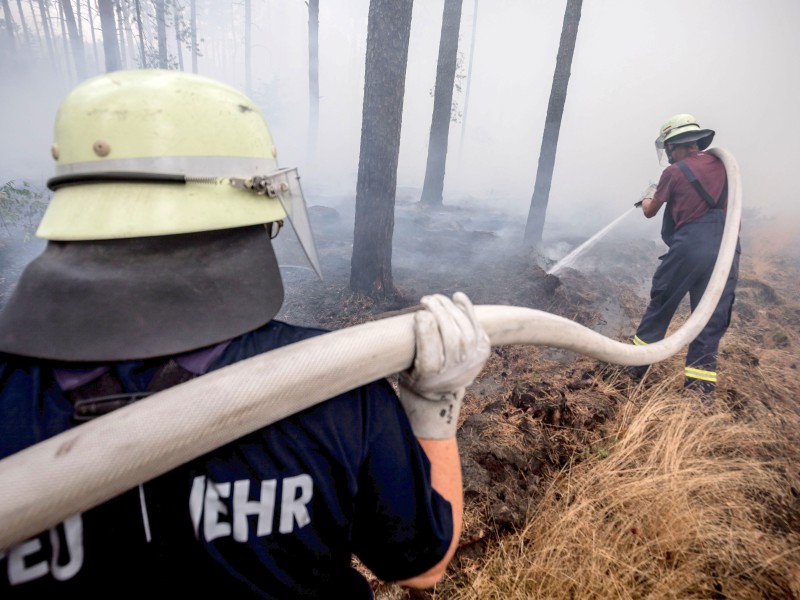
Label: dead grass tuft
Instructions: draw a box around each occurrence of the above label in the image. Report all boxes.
[443,388,800,599]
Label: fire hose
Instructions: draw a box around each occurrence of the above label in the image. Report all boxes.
[0,147,741,551]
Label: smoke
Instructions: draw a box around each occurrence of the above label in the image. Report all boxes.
[1,0,798,269]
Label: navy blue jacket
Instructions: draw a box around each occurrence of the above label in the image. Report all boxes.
[0,320,453,598]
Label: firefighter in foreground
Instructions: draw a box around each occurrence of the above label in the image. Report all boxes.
[0,70,491,597]
[630,114,740,402]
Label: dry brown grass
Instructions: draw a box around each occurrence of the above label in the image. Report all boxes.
[439,377,800,599]
[368,220,800,600]
[431,230,800,600]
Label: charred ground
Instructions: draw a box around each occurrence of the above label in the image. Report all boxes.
[274,194,800,598]
[1,193,797,597]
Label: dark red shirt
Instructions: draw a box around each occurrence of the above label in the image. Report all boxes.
[653,151,727,231]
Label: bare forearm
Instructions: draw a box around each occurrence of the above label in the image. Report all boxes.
[396,437,463,589]
[642,196,662,218]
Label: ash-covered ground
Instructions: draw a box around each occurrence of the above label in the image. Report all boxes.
[273,194,649,538]
[271,191,800,598]
[2,190,797,598]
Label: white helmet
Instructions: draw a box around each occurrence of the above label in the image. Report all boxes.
[654,114,715,164]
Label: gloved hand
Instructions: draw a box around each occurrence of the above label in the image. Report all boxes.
[641,182,658,199]
[635,183,658,208]
[398,292,491,439]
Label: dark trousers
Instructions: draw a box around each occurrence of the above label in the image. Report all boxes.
[632,211,740,397]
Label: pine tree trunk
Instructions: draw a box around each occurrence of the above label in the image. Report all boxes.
[458,0,478,166]
[174,1,184,71]
[36,0,56,67]
[523,0,583,246]
[350,0,414,298]
[190,0,197,73]
[74,0,81,37]
[61,0,87,78]
[420,0,463,207]
[134,0,145,68]
[28,0,41,42]
[56,0,74,80]
[307,0,319,163]
[155,0,167,68]
[84,0,100,72]
[119,0,137,68]
[1,0,17,52]
[114,0,127,67]
[14,0,31,46]
[97,0,121,71]
[242,0,250,92]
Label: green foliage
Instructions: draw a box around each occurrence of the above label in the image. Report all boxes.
[0,180,49,241]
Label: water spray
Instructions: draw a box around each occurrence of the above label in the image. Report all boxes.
[547,206,637,275]
[0,148,742,551]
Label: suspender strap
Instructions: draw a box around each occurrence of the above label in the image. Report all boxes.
[676,160,728,209]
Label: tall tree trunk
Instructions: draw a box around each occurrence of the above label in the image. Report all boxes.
[74,0,81,37]
[241,0,250,92]
[524,0,583,246]
[61,0,86,78]
[1,0,16,52]
[56,0,74,80]
[307,0,319,164]
[114,0,127,67]
[97,0,121,71]
[134,0,145,67]
[36,0,56,67]
[119,0,137,68]
[190,0,197,72]
[173,0,183,71]
[419,0,463,207]
[85,0,100,72]
[155,0,167,68]
[225,4,235,84]
[458,0,478,166]
[15,0,31,46]
[28,0,43,58]
[350,0,414,298]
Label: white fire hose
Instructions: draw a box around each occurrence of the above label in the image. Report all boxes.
[0,148,741,551]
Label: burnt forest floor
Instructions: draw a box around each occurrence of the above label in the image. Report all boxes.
[274,194,800,599]
[1,192,797,598]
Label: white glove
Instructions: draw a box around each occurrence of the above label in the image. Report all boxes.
[398,292,491,439]
[635,183,658,208]
[640,182,657,201]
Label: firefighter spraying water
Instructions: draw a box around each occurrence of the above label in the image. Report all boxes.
[628,114,740,403]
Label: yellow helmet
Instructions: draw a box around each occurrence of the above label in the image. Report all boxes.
[0,70,321,361]
[654,113,715,164]
[40,69,291,238]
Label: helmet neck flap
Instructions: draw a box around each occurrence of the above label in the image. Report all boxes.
[0,226,284,362]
